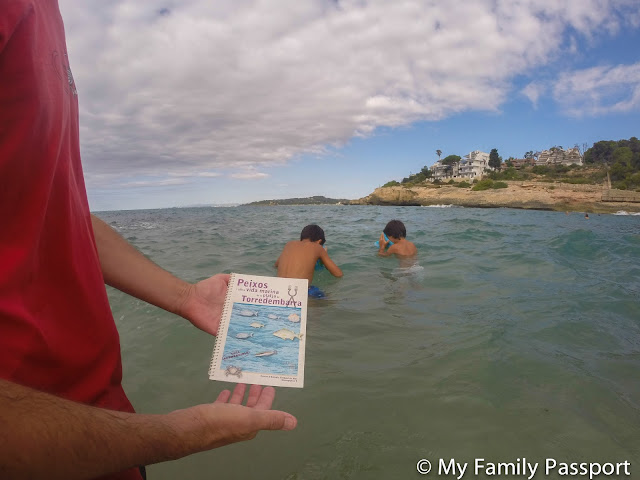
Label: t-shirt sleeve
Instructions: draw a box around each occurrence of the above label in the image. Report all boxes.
[0,1,31,55]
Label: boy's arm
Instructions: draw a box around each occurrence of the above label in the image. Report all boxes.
[377,233,394,257]
[378,243,399,257]
[319,247,343,277]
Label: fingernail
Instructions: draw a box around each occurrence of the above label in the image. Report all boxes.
[284,416,297,430]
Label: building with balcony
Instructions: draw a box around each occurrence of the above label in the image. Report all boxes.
[535,147,583,166]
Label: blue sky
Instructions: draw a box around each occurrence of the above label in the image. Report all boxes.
[58,0,640,211]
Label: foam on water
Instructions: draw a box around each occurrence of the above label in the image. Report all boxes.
[421,204,460,208]
[614,210,640,215]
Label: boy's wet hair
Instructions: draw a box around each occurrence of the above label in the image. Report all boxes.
[300,224,326,245]
[383,220,406,239]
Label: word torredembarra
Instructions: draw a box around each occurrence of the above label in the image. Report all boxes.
[435,458,631,479]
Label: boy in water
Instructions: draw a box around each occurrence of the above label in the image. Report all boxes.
[275,224,343,298]
[377,220,417,257]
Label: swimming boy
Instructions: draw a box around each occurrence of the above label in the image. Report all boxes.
[275,225,343,297]
[377,220,418,257]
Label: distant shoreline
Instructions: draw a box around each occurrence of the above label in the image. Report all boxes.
[244,195,350,206]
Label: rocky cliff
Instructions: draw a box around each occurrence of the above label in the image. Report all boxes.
[352,182,640,213]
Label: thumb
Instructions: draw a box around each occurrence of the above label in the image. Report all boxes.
[255,410,298,432]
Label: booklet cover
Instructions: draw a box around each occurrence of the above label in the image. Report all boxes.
[208,273,308,388]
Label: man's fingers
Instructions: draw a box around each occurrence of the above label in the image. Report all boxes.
[253,386,276,410]
[256,410,298,431]
[215,389,231,403]
[228,383,247,404]
[245,384,263,408]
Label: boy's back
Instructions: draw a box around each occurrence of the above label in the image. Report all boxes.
[387,239,417,257]
[275,225,343,285]
[276,240,324,283]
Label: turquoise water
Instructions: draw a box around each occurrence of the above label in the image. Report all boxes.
[98,206,640,479]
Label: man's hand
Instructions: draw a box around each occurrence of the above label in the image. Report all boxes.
[167,384,297,455]
[177,274,230,336]
[0,380,296,479]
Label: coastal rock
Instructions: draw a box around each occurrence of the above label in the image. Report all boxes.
[353,183,640,213]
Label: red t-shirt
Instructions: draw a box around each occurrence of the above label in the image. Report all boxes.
[0,2,141,479]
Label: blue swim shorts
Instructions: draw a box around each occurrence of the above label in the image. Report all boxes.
[308,285,326,298]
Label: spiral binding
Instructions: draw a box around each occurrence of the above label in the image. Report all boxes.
[208,272,236,378]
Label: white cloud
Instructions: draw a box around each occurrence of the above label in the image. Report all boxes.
[59,0,640,180]
[553,62,640,116]
[521,82,547,108]
[119,178,190,188]
[168,171,222,178]
[230,171,270,180]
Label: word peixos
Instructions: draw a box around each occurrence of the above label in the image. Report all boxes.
[237,278,268,289]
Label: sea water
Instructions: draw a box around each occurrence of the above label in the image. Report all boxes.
[98,206,640,479]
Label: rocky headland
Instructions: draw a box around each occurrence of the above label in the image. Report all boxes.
[351,181,640,214]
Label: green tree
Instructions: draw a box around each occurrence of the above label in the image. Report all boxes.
[584,140,616,164]
[436,149,442,161]
[489,148,502,170]
[613,147,633,166]
[441,154,461,166]
[524,151,534,159]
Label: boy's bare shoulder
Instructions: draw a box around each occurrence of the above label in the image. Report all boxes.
[391,240,417,256]
[283,240,323,253]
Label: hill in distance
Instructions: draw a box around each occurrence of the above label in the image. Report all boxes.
[245,195,351,206]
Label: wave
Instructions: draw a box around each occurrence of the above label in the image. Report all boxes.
[613,210,640,216]
[421,204,460,208]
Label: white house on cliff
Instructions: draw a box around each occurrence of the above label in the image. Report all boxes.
[431,150,489,181]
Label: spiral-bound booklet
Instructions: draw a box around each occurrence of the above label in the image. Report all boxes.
[208,273,308,388]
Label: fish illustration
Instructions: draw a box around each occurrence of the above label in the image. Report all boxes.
[255,350,278,357]
[267,313,280,320]
[249,322,265,328]
[235,332,254,339]
[287,313,300,323]
[238,309,258,317]
[273,329,303,341]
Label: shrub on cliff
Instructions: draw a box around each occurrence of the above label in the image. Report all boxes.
[532,165,551,175]
[472,179,494,191]
[472,179,508,190]
[488,167,529,181]
[456,181,471,188]
[383,180,400,187]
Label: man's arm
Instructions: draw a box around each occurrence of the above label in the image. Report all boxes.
[319,247,343,278]
[90,214,190,316]
[90,214,227,335]
[0,379,296,480]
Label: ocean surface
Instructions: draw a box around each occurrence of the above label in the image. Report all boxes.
[97,205,640,480]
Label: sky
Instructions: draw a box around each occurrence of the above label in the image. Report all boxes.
[58,0,640,211]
